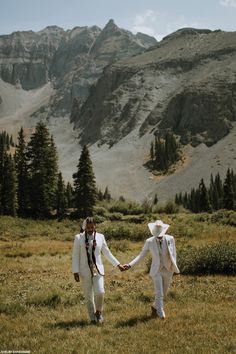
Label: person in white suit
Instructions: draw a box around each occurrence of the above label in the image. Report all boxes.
[124,220,180,319]
[72,217,124,324]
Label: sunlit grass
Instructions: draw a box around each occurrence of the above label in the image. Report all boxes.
[0,215,236,353]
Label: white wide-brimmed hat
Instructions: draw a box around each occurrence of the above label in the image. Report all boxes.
[148,220,170,237]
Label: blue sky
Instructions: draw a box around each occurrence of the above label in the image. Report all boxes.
[0,0,235,40]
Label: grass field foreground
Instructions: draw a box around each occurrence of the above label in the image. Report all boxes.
[0,214,236,354]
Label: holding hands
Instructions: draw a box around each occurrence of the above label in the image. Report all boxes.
[117,264,131,272]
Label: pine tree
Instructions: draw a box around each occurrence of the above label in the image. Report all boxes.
[214,173,223,209]
[15,128,29,216]
[199,178,212,212]
[223,168,235,210]
[10,135,14,147]
[2,153,18,216]
[66,182,74,208]
[154,138,167,170]
[73,145,97,218]
[103,186,111,201]
[97,189,104,201]
[27,122,58,218]
[56,172,67,219]
[165,132,178,165]
[150,141,154,160]
[0,137,6,214]
[153,193,158,205]
[189,188,197,212]
[183,192,188,208]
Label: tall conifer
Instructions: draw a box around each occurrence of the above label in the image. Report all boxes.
[15,128,29,216]
[56,172,67,219]
[223,168,235,210]
[27,122,58,218]
[73,145,97,218]
[2,153,18,216]
[199,178,212,212]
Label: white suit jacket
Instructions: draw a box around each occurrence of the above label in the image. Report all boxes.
[72,232,120,277]
[129,234,180,276]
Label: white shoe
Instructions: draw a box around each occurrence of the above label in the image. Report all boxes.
[157,311,165,320]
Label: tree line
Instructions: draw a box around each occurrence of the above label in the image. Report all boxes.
[0,131,14,149]
[175,169,236,212]
[149,132,180,172]
[0,123,105,219]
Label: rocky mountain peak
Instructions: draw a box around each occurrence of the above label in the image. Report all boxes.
[38,25,65,35]
[136,32,157,48]
[89,19,157,60]
[163,27,213,41]
[103,19,118,32]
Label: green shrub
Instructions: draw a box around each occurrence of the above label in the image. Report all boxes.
[100,222,148,241]
[108,212,123,221]
[210,210,236,226]
[108,201,143,215]
[122,214,148,224]
[93,215,107,224]
[153,201,180,214]
[94,206,108,216]
[109,240,131,252]
[178,241,236,275]
[145,241,236,275]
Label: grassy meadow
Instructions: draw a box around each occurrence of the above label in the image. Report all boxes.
[0,213,236,354]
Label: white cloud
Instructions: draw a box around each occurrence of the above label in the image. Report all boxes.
[132,9,159,39]
[134,9,157,26]
[130,11,208,41]
[132,25,156,36]
[220,0,236,7]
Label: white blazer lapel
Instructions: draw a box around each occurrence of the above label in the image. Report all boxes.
[151,236,159,256]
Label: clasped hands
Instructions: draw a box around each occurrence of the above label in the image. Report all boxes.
[117,264,131,272]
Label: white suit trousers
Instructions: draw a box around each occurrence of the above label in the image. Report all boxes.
[81,274,105,321]
[152,269,173,317]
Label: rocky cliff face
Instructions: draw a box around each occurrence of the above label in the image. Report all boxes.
[74,29,236,147]
[1,23,236,201]
[0,20,156,116]
[0,26,65,89]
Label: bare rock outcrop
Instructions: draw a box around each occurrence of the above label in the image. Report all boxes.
[73,29,236,147]
[0,20,156,116]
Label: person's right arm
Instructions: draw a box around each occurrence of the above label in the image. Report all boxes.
[72,235,80,281]
[127,240,149,269]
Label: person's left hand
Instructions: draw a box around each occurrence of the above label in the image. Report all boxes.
[117,264,126,272]
[123,264,131,271]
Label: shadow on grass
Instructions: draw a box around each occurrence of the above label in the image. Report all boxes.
[115,314,154,328]
[49,319,91,329]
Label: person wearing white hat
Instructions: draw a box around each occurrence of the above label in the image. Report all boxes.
[72,217,125,324]
[124,220,180,319]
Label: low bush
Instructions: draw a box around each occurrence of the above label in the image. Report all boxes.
[209,210,236,226]
[107,212,123,221]
[108,200,144,215]
[122,214,149,224]
[178,241,236,275]
[145,241,236,275]
[153,201,180,214]
[100,222,148,241]
[94,206,108,217]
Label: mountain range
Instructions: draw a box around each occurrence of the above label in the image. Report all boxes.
[0,20,235,202]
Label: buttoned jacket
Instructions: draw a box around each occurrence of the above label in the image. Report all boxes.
[129,234,180,276]
[72,232,120,277]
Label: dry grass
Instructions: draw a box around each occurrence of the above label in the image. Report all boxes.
[0,216,236,354]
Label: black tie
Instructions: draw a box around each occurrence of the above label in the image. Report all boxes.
[159,240,162,249]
